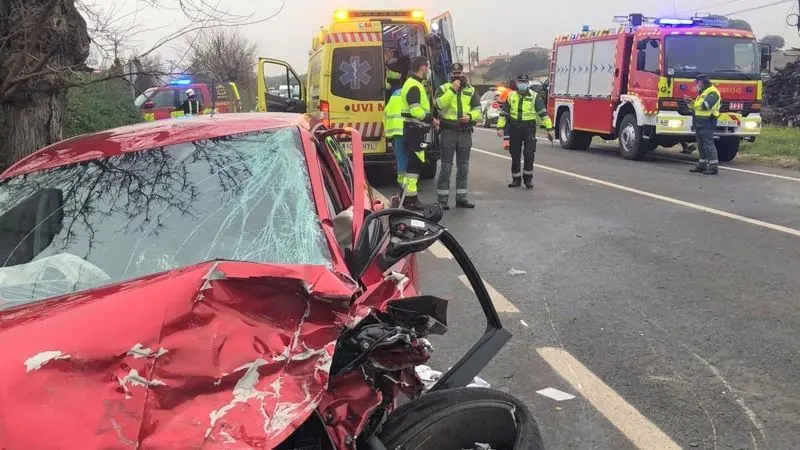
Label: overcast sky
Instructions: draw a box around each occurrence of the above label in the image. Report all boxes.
[98,0,800,71]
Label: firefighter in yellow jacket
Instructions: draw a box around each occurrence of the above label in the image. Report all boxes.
[497,74,553,189]
[399,56,434,210]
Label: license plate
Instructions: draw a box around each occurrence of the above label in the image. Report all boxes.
[341,141,379,152]
[728,102,744,110]
[717,120,738,127]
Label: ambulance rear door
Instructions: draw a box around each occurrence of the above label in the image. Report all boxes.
[326,20,385,155]
[428,11,458,92]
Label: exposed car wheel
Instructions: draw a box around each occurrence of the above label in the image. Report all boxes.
[618,114,647,160]
[715,136,740,162]
[558,113,591,150]
[377,388,543,450]
[420,158,438,180]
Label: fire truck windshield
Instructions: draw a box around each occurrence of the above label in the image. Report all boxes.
[665,35,760,80]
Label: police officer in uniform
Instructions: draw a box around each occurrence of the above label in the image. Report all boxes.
[434,63,480,209]
[686,74,722,175]
[497,74,553,189]
[400,56,434,210]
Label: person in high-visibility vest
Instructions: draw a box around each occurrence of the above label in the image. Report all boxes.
[384,87,407,188]
[685,74,722,175]
[384,48,403,103]
[497,74,553,189]
[433,63,480,210]
[181,89,202,116]
[400,56,435,210]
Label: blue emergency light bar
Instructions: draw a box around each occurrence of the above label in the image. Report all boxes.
[656,18,693,26]
[655,16,729,28]
[169,79,193,86]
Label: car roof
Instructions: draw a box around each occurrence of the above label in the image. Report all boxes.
[1,113,317,180]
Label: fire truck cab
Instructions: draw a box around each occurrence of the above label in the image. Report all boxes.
[549,14,769,162]
[257,9,459,179]
[136,79,242,122]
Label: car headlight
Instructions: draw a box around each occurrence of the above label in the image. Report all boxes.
[744,121,760,130]
[667,119,684,129]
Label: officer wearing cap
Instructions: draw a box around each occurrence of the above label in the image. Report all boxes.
[497,74,553,189]
[433,62,480,209]
[685,74,722,175]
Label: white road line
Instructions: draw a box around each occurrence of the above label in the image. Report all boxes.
[472,147,800,239]
[458,274,520,314]
[428,242,453,259]
[476,127,800,182]
[652,155,800,182]
[537,347,681,450]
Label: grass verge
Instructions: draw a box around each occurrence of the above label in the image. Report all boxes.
[739,125,800,169]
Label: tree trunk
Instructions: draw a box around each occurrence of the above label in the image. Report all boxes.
[0,0,90,173]
[0,90,65,169]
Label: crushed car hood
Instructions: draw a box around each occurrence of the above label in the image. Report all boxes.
[0,260,358,449]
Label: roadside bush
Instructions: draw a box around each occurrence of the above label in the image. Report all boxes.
[64,76,142,138]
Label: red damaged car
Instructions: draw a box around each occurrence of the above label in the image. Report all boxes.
[0,114,540,449]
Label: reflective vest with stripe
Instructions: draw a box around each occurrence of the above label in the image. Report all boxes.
[384,89,404,138]
[693,85,721,118]
[401,77,430,128]
[435,83,481,124]
[503,90,553,129]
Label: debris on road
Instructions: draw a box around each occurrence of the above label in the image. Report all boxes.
[536,387,576,401]
[509,268,527,276]
[416,365,491,390]
[520,319,529,327]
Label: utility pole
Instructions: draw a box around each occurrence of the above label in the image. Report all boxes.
[467,46,473,84]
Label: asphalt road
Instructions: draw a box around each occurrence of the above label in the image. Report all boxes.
[370,129,800,450]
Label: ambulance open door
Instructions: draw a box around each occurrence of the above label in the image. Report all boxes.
[427,12,457,91]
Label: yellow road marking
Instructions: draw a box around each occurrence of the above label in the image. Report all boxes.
[458,275,520,314]
[537,347,681,450]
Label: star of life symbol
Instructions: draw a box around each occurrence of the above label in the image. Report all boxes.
[339,56,373,90]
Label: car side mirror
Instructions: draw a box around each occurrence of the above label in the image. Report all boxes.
[143,101,156,109]
[350,207,443,279]
[759,43,772,72]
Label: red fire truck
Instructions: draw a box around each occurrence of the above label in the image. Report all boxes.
[548,14,769,162]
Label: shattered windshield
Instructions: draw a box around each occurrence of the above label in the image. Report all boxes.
[665,35,760,79]
[0,128,331,309]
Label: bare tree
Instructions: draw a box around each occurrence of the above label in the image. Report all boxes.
[186,28,257,91]
[0,0,287,171]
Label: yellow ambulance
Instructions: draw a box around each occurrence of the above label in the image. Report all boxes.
[257,9,459,179]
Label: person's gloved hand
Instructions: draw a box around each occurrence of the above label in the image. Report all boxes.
[547,130,555,142]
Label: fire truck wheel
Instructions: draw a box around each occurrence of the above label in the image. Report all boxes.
[618,114,647,160]
[715,137,740,162]
[558,114,591,150]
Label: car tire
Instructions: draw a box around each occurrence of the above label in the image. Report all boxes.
[715,136,740,162]
[618,114,647,160]
[420,158,438,180]
[377,387,544,450]
[558,113,592,150]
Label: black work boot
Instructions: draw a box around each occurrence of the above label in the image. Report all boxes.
[690,163,707,173]
[403,195,424,211]
[456,198,475,209]
[508,177,522,188]
[523,175,534,189]
[437,197,450,211]
[703,165,719,175]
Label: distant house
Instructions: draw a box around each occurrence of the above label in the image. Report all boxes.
[477,54,512,67]
[520,46,550,56]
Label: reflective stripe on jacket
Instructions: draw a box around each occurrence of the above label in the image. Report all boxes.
[384,89,405,138]
[401,76,430,128]
[693,85,722,118]
[435,82,481,126]
[497,89,553,129]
